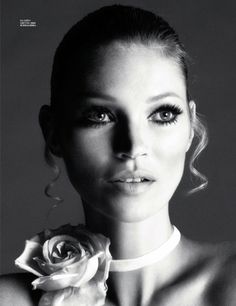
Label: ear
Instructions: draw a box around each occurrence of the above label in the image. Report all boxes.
[186,100,196,152]
[39,105,62,157]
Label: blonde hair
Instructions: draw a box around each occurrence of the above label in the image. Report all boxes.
[43,5,209,202]
[188,111,208,194]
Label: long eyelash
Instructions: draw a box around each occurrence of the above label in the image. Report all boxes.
[81,106,114,128]
[149,104,183,125]
[150,104,183,116]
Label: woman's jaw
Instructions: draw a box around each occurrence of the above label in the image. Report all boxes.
[83,197,173,260]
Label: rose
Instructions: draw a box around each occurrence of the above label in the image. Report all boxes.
[15,224,112,306]
[15,224,111,305]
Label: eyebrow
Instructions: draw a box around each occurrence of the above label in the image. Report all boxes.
[147,92,183,103]
[77,91,182,103]
[77,91,117,103]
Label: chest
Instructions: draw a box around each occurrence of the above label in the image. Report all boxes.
[104,270,233,306]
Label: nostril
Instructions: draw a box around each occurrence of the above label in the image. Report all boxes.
[115,152,147,160]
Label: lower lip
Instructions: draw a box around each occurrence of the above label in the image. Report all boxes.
[109,181,155,196]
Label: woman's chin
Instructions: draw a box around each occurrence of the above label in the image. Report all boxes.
[98,197,168,223]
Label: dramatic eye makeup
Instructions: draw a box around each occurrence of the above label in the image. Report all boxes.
[75,105,116,128]
[148,104,183,125]
[73,102,183,128]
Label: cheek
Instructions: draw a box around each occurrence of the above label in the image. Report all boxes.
[71,132,109,161]
[152,124,190,176]
[61,129,111,183]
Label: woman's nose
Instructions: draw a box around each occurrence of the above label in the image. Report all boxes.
[113,121,148,161]
[115,151,147,161]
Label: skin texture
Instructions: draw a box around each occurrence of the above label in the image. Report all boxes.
[58,43,194,223]
[0,273,41,305]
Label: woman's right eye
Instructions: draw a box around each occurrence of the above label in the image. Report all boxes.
[87,110,112,123]
[81,107,115,127]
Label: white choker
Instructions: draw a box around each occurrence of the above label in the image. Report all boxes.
[110,226,181,272]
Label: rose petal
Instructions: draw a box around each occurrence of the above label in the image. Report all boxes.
[94,238,112,283]
[32,256,89,290]
[15,240,44,277]
[15,223,112,301]
[39,282,107,306]
[43,224,82,241]
[74,229,110,260]
[34,253,86,274]
[43,235,81,264]
[32,253,102,291]
[33,273,86,291]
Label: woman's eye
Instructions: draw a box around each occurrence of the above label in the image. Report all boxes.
[80,107,115,127]
[157,110,174,121]
[148,104,183,125]
[87,110,111,123]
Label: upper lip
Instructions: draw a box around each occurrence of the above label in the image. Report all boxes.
[108,170,156,183]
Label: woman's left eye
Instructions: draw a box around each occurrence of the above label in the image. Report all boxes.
[148,104,183,125]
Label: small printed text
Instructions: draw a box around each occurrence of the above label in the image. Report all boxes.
[20,19,37,27]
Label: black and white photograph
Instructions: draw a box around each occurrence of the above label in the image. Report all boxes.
[1,1,236,305]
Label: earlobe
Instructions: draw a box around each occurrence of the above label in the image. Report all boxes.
[186,101,196,152]
[39,105,62,157]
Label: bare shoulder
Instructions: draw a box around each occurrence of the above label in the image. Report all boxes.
[180,237,236,305]
[0,273,42,306]
[181,237,236,277]
[206,241,236,305]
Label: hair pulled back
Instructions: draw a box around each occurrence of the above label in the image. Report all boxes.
[51,5,189,111]
[45,5,208,202]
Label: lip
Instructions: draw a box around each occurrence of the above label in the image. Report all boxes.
[107,170,156,196]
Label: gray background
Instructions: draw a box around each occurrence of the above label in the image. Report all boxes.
[1,0,236,274]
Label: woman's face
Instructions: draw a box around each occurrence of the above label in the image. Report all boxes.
[59,43,194,222]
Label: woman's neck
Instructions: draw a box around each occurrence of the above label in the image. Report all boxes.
[83,202,175,306]
[83,202,173,260]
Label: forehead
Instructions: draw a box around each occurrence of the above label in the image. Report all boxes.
[79,42,187,99]
[61,42,188,112]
